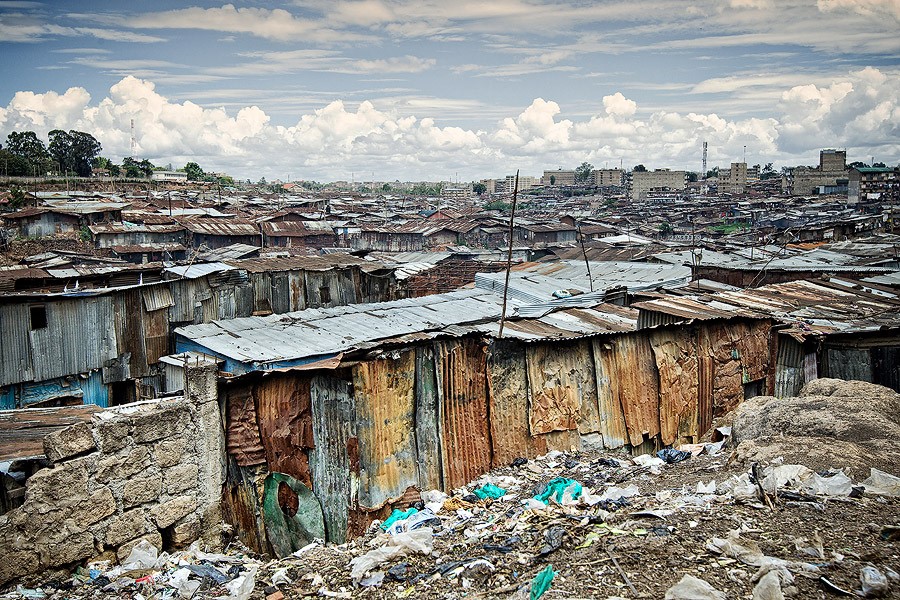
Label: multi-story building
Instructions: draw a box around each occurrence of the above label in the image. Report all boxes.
[504,175,538,192]
[848,167,899,204]
[629,169,686,200]
[543,169,576,186]
[721,162,748,194]
[150,171,188,183]
[786,149,849,196]
[591,169,625,187]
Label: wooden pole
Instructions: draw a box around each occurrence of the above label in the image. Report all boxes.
[498,170,519,338]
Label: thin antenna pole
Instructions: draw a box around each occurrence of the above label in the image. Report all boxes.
[578,224,594,292]
[498,170,519,338]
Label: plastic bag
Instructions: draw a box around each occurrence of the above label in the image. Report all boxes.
[473,483,506,499]
[533,477,582,505]
[169,568,201,599]
[122,539,159,570]
[529,565,557,600]
[600,484,639,502]
[633,454,664,468]
[802,471,852,496]
[664,575,726,600]
[349,527,434,583]
[657,448,691,464]
[380,507,418,531]
[760,464,812,493]
[385,508,439,535]
[862,468,900,496]
[225,567,256,600]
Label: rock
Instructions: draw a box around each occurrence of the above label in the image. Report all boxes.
[43,422,97,463]
[43,529,96,567]
[69,487,116,527]
[96,419,130,453]
[165,463,198,494]
[0,551,40,586]
[123,473,163,507]
[94,446,151,483]
[171,518,201,548]
[25,462,89,505]
[116,531,163,563]
[151,495,195,529]
[133,404,192,444]
[154,438,188,468]
[105,509,152,546]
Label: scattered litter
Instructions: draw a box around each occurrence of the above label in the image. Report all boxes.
[380,507,418,531]
[633,454,664,468]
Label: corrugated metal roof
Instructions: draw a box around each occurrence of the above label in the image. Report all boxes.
[176,288,641,366]
[179,219,260,236]
[164,262,234,279]
[634,277,900,338]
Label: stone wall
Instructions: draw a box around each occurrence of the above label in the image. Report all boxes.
[0,365,224,586]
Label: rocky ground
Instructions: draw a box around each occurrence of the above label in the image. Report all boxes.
[3,379,900,599]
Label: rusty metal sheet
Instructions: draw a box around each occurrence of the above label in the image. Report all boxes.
[698,355,714,435]
[254,375,314,488]
[352,351,418,509]
[612,334,660,446]
[221,458,269,555]
[436,339,492,490]
[591,340,628,449]
[144,306,169,364]
[225,382,267,466]
[775,335,805,398]
[525,344,581,435]
[698,320,771,416]
[414,345,443,490]
[308,374,356,544]
[650,329,699,446]
[487,340,547,467]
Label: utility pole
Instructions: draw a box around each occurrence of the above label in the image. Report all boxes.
[498,170,519,339]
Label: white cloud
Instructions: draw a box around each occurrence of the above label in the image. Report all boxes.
[0,70,897,181]
[817,0,900,20]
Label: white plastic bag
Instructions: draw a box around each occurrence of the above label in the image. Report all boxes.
[664,575,726,600]
[862,468,900,496]
[122,539,159,570]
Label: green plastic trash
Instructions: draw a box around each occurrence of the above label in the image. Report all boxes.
[530,564,557,600]
[380,507,418,531]
[473,483,506,499]
[534,477,582,505]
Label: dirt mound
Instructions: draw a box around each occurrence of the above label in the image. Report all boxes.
[731,378,900,475]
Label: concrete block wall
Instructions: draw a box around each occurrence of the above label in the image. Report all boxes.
[0,365,224,586]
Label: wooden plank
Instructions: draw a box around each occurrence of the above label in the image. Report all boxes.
[0,405,101,461]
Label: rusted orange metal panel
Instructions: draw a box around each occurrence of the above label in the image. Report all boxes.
[612,334,660,446]
[436,339,492,490]
[650,329,699,446]
[221,458,269,555]
[352,351,419,509]
[487,340,547,467]
[698,354,714,436]
[224,382,267,466]
[698,320,771,416]
[255,375,314,488]
[591,339,628,449]
[525,343,586,435]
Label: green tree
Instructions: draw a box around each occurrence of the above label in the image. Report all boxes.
[706,166,719,178]
[633,164,647,172]
[49,129,102,177]
[658,222,673,235]
[574,162,594,183]
[0,149,32,176]
[138,159,155,178]
[382,183,391,192]
[686,171,698,182]
[5,131,51,174]
[184,161,205,181]
[549,175,556,185]
[6,185,28,209]
[122,157,143,178]
[472,182,487,195]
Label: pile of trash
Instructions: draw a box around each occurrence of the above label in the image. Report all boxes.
[4,440,900,599]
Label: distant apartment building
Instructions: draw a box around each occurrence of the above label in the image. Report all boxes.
[721,162,748,194]
[543,169,576,186]
[441,184,473,200]
[150,171,188,183]
[848,166,899,204]
[504,175,538,192]
[786,149,849,196]
[629,169,686,200]
[480,179,499,194]
[591,168,625,187]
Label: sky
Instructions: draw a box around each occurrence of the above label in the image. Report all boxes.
[0,0,898,183]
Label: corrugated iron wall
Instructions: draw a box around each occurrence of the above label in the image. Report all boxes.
[775,335,805,398]
[220,320,777,547]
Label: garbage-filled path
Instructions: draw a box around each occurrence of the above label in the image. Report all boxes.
[4,377,900,599]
